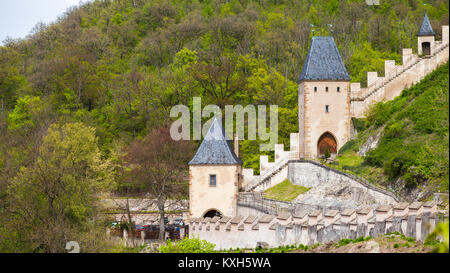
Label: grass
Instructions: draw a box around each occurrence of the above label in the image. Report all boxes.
[334,236,372,248]
[263,179,310,202]
[334,62,449,196]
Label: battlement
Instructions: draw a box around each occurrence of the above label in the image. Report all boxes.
[189,202,448,250]
[241,132,300,191]
[350,25,449,118]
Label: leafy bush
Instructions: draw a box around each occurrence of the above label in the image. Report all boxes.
[352,118,366,133]
[425,221,449,253]
[338,139,358,154]
[159,237,216,253]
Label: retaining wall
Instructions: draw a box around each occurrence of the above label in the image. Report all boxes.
[288,160,400,204]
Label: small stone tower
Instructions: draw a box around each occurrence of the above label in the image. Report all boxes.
[417,12,435,56]
[297,36,351,158]
[188,118,243,219]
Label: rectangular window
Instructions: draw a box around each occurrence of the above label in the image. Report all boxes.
[325,105,329,113]
[337,87,340,92]
[325,87,329,92]
[314,87,317,92]
[209,175,216,187]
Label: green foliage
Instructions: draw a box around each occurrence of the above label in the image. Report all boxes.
[425,221,449,253]
[338,139,358,154]
[347,42,401,86]
[335,236,371,247]
[159,237,216,253]
[337,62,449,194]
[1,122,113,252]
[352,118,366,133]
[7,96,44,131]
[324,147,331,159]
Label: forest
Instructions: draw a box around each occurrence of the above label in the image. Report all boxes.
[0,0,449,252]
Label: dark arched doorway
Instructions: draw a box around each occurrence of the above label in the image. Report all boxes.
[422,42,431,55]
[203,209,222,218]
[317,132,337,157]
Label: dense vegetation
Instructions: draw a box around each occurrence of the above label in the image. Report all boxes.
[0,0,448,252]
[337,62,449,200]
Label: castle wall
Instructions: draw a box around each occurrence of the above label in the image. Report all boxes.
[351,25,449,118]
[299,81,351,158]
[190,202,445,250]
[189,165,241,218]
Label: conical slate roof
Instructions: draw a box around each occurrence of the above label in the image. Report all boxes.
[417,12,435,36]
[298,36,351,82]
[188,118,242,165]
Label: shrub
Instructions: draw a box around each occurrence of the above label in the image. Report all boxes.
[159,237,216,253]
[338,139,358,154]
[425,221,449,253]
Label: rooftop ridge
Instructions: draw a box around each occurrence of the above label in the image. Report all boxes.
[189,118,243,165]
[298,36,351,82]
[418,12,435,36]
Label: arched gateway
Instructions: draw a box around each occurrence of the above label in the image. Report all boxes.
[317,132,337,156]
[203,209,223,218]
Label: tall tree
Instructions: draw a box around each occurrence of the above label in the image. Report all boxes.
[122,126,196,240]
[3,122,113,252]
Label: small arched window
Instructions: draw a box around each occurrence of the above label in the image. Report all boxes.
[325,87,329,92]
[314,87,317,92]
[337,87,340,92]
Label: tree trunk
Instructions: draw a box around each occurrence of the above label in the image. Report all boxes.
[158,197,166,240]
[126,198,135,247]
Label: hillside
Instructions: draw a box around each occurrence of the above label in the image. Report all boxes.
[0,0,449,252]
[1,0,449,181]
[335,62,449,201]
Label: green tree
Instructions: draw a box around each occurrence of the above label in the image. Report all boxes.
[324,147,331,159]
[3,122,113,252]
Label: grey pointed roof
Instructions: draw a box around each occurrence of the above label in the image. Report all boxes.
[417,12,435,36]
[188,118,242,165]
[298,36,351,82]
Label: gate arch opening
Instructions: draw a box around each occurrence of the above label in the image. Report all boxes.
[203,209,223,218]
[422,42,431,55]
[317,132,337,157]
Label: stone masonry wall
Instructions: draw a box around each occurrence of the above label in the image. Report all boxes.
[288,160,400,204]
[189,202,447,250]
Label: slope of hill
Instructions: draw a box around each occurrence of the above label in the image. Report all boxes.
[1,0,449,181]
[335,62,449,201]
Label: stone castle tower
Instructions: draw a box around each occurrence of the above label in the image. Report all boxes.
[188,118,242,218]
[417,12,436,56]
[297,36,351,158]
